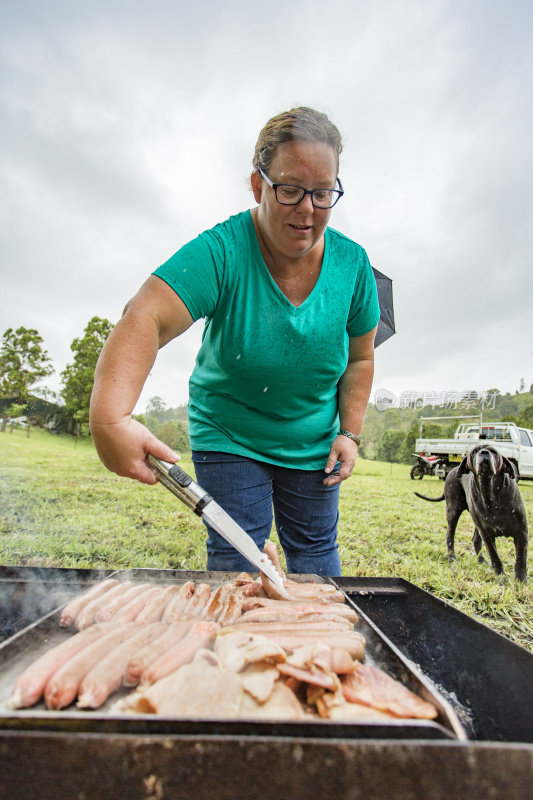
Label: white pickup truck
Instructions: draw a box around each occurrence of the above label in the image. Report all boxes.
[415,421,533,479]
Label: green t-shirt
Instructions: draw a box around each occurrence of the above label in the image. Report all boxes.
[153,210,380,469]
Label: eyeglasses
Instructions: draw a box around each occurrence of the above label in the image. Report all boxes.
[259,168,344,209]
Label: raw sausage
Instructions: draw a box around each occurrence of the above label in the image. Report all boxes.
[113,586,162,624]
[10,624,111,708]
[140,621,219,685]
[135,585,181,624]
[75,582,133,629]
[162,581,194,622]
[59,579,119,627]
[123,619,195,687]
[77,622,167,708]
[44,623,138,709]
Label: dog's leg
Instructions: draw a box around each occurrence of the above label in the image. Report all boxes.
[444,479,466,562]
[472,528,486,563]
[446,507,463,561]
[481,536,505,576]
[514,537,528,583]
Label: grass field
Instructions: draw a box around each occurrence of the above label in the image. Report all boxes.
[1,427,532,653]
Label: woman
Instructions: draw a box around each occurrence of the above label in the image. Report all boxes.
[90,106,379,576]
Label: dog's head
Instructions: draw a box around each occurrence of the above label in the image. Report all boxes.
[456,444,516,480]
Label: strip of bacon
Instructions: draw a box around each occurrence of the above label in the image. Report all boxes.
[277,663,337,690]
[134,659,244,716]
[341,662,438,719]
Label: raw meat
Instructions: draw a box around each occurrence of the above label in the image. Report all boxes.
[77,622,167,708]
[214,629,286,672]
[239,680,306,719]
[134,659,244,717]
[341,662,438,719]
[59,579,119,627]
[113,586,162,623]
[123,620,195,687]
[44,623,138,709]
[202,584,233,621]
[135,585,181,624]
[240,598,358,622]
[234,628,366,660]
[140,620,219,685]
[162,581,194,622]
[240,663,279,704]
[216,591,243,626]
[10,624,111,708]
[74,582,134,629]
[181,583,211,617]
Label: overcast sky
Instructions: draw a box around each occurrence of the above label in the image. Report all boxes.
[1,0,532,415]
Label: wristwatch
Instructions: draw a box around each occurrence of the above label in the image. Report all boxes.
[339,429,361,446]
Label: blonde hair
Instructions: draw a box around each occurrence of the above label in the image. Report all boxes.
[252,107,343,174]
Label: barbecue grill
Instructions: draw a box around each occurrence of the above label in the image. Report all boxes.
[0,565,531,799]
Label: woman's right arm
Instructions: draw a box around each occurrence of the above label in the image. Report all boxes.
[89,275,194,484]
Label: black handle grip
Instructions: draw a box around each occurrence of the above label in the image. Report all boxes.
[168,464,193,487]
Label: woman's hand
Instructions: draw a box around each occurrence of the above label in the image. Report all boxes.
[90,417,179,485]
[323,434,358,486]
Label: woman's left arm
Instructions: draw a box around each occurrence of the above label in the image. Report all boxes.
[323,326,378,486]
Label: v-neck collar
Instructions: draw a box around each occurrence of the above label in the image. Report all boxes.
[246,210,329,316]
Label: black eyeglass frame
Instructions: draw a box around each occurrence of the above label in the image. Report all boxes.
[258,168,344,209]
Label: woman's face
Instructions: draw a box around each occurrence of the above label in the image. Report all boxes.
[251,140,338,262]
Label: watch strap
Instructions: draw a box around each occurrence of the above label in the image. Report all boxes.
[339,429,361,446]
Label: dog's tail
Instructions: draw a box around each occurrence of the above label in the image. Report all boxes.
[414,492,445,502]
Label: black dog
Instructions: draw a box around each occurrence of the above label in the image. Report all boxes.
[415,444,528,582]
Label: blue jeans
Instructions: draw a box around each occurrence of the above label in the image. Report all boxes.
[192,451,341,576]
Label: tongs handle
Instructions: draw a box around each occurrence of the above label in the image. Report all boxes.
[147,455,213,517]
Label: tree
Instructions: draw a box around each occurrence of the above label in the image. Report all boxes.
[0,402,27,433]
[157,419,190,452]
[146,396,167,417]
[0,327,54,403]
[61,316,113,427]
[399,421,420,464]
[499,396,519,417]
[377,429,406,463]
[517,405,533,428]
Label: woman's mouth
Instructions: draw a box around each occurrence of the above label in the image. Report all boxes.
[289,224,312,233]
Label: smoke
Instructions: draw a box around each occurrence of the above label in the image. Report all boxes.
[0,566,112,641]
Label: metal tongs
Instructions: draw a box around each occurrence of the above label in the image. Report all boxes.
[147,455,284,588]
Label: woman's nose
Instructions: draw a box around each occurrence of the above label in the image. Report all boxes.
[296,192,315,213]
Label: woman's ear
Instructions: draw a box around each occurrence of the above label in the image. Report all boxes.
[251,170,263,204]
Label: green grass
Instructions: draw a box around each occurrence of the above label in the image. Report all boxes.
[1,427,532,652]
